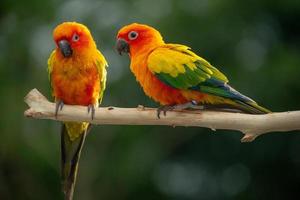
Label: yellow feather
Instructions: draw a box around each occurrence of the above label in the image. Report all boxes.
[65,122,89,141]
[148,44,205,77]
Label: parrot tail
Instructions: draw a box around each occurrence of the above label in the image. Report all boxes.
[224,85,271,114]
[198,79,271,114]
[230,99,271,114]
[61,123,90,200]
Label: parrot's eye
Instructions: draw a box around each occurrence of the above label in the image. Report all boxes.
[128,31,138,40]
[72,34,80,42]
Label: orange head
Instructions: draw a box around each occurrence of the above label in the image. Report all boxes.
[116,23,164,56]
[53,22,96,58]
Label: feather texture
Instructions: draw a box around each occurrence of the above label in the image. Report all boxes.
[118,23,270,113]
[48,22,107,200]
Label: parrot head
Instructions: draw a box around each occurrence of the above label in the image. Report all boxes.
[116,23,164,56]
[53,22,96,58]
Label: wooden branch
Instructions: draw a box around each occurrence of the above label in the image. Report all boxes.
[24,88,300,142]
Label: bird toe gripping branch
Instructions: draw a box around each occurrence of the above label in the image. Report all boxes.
[24,89,300,143]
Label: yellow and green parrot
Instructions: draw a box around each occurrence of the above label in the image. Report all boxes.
[116,23,270,117]
[48,22,107,199]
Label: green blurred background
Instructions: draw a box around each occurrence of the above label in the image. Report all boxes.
[0,0,300,199]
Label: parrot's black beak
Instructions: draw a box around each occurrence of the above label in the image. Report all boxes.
[116,38,129,55]
[58,39,72,58]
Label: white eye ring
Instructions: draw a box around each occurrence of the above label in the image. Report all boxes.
[72,33,80,42]
[128,31,138,40]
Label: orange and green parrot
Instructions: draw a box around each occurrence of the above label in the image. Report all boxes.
[48,22,107,200]
[116,23,270,117]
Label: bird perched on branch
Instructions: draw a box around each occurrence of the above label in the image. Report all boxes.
[116,23,270,117]
[48,22,107,200]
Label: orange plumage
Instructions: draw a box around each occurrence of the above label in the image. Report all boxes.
[50,53,101,105]
[48,22,107,200]
[116,23,270,114]
[49,22,105,106]
[117,23,209,106]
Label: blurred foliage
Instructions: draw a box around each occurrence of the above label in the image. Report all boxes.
[0,0,300,199]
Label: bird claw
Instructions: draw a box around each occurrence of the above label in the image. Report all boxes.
[157,105,175,119]
[55,100,64,118]
[156,101,201,119]
[87,104,96,120]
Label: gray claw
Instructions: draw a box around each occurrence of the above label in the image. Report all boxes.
[156,101,200,119]
[55,100,64,118]
[87,104,95,120]
[156,105,175,119]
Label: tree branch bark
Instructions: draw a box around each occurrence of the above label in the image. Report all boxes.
[24,88,300,142]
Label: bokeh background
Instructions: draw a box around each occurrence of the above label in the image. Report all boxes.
[1,0,300,199]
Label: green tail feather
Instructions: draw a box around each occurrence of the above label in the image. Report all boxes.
[61,124,90,200]
[198,79,271,114]
[231,100,271,114]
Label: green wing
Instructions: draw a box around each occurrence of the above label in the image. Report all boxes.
[147,44,270,113]
[95,50,108,104]
[147,44,232,95]
[47,50,56,97]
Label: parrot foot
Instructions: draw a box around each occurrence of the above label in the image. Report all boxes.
[55,100,64,118]
[157,101,200,119]
[87,104,96,120]
[157,105,175,119]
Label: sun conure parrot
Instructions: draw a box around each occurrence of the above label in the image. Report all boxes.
[116,23,270,117]
[48,22,107,200]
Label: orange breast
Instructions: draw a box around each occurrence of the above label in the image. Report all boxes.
[51,57,100,106]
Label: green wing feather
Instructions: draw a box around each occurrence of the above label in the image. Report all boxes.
[95,50,108,104]
[148,44,228,87]
[47,50,56,97]
[148,44,270,114]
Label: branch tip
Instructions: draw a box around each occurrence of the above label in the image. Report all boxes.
[241,133,258,142]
